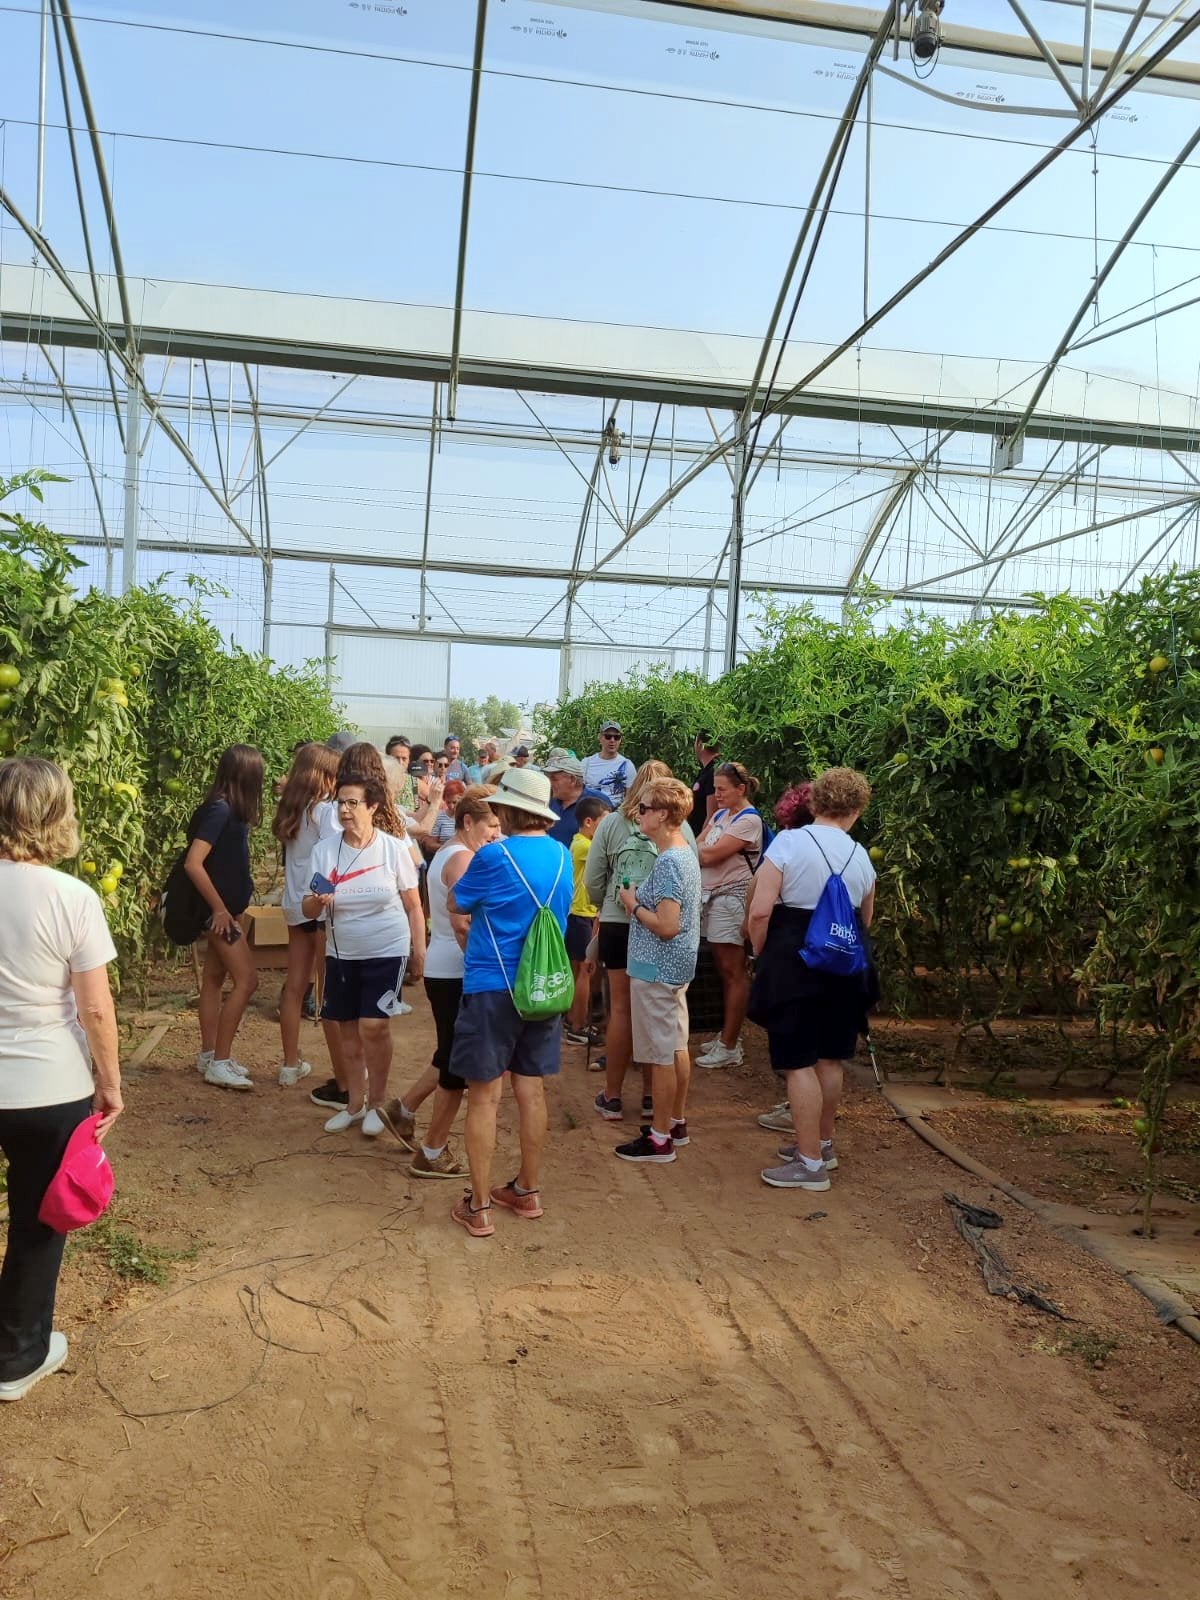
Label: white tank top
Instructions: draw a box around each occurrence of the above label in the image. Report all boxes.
[424,840,468,980]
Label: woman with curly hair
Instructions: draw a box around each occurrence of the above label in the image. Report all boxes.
[747,768,877,1193]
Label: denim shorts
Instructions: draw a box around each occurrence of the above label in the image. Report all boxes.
[448,989,563,1084]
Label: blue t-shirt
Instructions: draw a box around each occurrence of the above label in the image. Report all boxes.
[628,845,702,988]
[454,834,573,995]
[549,786,612,846]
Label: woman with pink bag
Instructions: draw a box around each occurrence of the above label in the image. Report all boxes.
[0,758,122,1402]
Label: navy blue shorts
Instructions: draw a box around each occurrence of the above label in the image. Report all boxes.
[321,954,408,1022]
[566,914,594,964]
[448,989,562,1084]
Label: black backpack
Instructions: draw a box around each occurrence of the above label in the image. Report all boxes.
[159,850,210,946]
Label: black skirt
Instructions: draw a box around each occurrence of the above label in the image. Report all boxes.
[748,904,879,1071]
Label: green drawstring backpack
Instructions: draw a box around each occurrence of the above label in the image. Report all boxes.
[483,844,573,1021]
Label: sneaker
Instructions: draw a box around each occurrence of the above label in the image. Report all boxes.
[761,1158,830,1191]
[278,1059,313,1088]
[594,1092,623,1121]
[452,1194,495,1238]
[361,1108,385,1138]
[379,1099,416,1151]
[697,1042,743,1070]
[615,1131,676,1164]
[309,1079,348,1110]
[641,1095,654,1119]
[0,1332,68,1402]
[757,1101,794,1133]
[324,1105,366,1133]
[695,1035,724,1058]
[409,1147,466,1180]
[196,1049,214,1076]
[670,1121,690,1147]
[396,1001,413,1016]
[490,1180,544,1220]
[204,1058,253,1090]
[588,1053,606,1073]
[778,1142,835,1166]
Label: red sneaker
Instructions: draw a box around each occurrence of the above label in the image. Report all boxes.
[451,1194,495,1237]
[489,1181,544,1220]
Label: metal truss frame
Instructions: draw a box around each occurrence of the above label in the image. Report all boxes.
[3,0,1200,682]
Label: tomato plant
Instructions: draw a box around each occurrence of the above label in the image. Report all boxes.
[0,470,341,978]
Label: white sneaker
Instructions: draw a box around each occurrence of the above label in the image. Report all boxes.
[757,1101,794,1132]
[697,1041,743,1069]
[396,1001,413,1016]
[278,1060,313,1088]
[695,1036,724,1058]
[0,1332,68,1402]
[324,1105,366,1133]
[361,1108,385,1138]
[204,1058,253,1089]
[196,1049,214,1076]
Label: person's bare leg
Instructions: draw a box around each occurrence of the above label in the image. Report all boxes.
[197,938,225,1055]
[340,1022,367,1110]
[712,943,750,1049]
[568,961,587,1031]
[322,1020,347,1090]
[508,1072,549,1193]
[814,1059,843,1142]
[785,1067,823,1162]
[424,1086,464,1150]
[399,1063,438,1113]
[360,1017,393,1108]
[672,1047,692,1124]
[603,969,632,1101]
[213,934,259,1061]
[280,927,316,1067]
[465,1077,504,1209]
[649,1062,675,1135]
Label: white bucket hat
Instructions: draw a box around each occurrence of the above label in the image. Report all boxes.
[490,766,559,824]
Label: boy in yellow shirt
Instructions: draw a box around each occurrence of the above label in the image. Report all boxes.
[564,798,609,1045]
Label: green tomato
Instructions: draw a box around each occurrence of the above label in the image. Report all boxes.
[0,694,11,714]
[164,777,184,795]
[170,747,184,762]
[868,846,884,864]
[995,913,1011,930]
[890,752,909,767]
[1009,920,1025,936]
[1132,1117,1149,1137]
[1148,654,1169,674]
[81,860,97,875]
[107,861,124,881]
[1007,799,1024,817]
[0,726,15,754]
[0,664,20,690]
[99,873,119,895]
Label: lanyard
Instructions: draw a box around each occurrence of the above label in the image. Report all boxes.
[329,830,377,957]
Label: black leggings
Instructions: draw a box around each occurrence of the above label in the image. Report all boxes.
[424,976,466,1093]
[0,1096,93,1382]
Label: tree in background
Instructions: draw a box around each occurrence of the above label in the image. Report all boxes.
[448,694,524,746]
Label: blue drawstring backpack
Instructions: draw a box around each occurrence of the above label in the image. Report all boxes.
[799,829,868,978]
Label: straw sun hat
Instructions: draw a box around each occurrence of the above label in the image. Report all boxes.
[490,766,559,824]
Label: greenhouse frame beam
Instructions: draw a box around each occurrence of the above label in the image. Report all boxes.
[844,469,918,593]
[59,531,1042,610]
[447,0,488,424]
[1003,0,1085,109]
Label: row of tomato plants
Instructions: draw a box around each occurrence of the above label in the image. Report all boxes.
[543,580,1200,1224]
[1,471,339,973]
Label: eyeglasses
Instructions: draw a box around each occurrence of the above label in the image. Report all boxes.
[338,797,370,809]
[636,803,661,816]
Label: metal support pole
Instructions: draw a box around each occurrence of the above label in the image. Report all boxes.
[560,444,605,701]
[418,383,439,630]
[1004,0,1085,108]
[724,428,749,675]
[36,0,49,232]
[1081,0,1095,103]
[121,358,142,593]
[261,557,273,658]
[702,588,715,680]
[447,0,488,423]
[324,564,336,693]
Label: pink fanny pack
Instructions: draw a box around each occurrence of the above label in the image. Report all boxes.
[38,1113,115,1233]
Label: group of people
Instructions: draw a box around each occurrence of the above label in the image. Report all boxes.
[0,719,877,1397]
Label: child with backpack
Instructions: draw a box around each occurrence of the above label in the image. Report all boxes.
[563,796,609,1046]
[745,768,878,1193]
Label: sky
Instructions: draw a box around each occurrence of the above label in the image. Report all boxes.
[2,0,1199,708]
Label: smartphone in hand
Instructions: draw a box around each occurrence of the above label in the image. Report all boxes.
[310,871,336,896]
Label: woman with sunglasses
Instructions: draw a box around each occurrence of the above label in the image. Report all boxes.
[612,777,700,1164]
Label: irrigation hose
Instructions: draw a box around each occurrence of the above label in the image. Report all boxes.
[885,1088,1200,1350]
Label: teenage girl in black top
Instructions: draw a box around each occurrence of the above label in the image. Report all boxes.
[184,744,265,1090]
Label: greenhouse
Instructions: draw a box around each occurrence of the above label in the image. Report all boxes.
[2,0,1199,736]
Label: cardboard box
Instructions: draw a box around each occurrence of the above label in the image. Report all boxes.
[243,905,289,969]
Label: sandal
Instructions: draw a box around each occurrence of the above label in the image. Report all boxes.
[452,1193,495,1238]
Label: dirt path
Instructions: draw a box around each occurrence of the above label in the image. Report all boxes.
[2,993,1198,1599]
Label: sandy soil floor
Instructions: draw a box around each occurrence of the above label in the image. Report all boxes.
[2,984,1199,1599]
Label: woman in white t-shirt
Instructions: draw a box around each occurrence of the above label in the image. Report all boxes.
[747,767,877,1196]
[382,788,500,1177]
[271,743,341,1090]
[695,762,764,1071]
[0,759,122,1402]
[304,773,426,1137]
